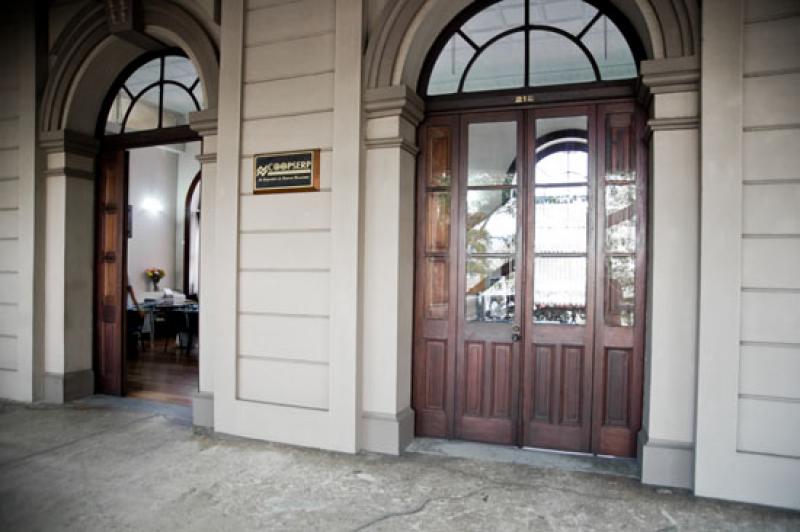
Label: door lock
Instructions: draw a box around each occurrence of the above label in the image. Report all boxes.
[511,324,521,342]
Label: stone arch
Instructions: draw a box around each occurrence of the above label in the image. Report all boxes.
[40,0,219,136]
[364,0,700,92]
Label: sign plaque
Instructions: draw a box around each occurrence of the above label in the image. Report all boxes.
[253,150,320,194]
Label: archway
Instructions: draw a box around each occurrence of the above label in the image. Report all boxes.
[360,0,702,489]
[37,1,218,426]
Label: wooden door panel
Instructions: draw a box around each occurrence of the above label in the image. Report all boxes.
[95,150,128,396]
[560,345,585,425]
[413,117,459,438]
[453,111,523,446]
[522,106,595,452]
[591,103,646,457]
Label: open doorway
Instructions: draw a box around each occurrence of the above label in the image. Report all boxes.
[94,51,204,405]
[124,143,201,405]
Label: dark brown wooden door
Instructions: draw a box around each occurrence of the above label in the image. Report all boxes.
[95,150,128,395]
[521,105,596,452]
[413,115,460,438]
[413,100,646,458]
[453,112,523,445]
[590,102,646,457]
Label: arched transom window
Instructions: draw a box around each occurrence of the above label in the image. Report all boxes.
[105,54,204,135]
[426,0,638,96]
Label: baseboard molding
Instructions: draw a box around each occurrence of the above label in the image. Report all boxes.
[360,407,415,455]
[192,391,214,428]
[639,431,694,489]
[44,369,94,403]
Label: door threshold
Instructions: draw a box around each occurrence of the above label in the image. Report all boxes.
[521,446,631,462]
[407,438,640,479]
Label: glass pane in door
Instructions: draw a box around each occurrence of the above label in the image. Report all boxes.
[465,120,518,324]
[532,116,589,325]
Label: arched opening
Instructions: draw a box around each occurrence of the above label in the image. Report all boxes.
[410,0,647,457]
[37,2,218,410]
[97,51,203,404]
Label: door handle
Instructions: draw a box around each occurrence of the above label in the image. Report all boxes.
[511,324,521,342]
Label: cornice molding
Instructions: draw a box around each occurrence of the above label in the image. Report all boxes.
[189,108,219,137]
[364,85,425,127]
[39,129,99,156]
[640,55,700,95]
[647,116,700,136]
[364,137,419,156]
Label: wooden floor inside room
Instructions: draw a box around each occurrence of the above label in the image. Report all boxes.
[126,338,198,406]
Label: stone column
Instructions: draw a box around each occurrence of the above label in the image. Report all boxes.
[39,130,98,402]
[637,56,700,489]
[360,85,423,454]
[188,108,218,428]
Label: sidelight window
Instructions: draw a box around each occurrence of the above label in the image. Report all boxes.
[426,0,638,96]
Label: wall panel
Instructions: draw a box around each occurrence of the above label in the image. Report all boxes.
[239,271,330,316]
[239,313,329,362]
[741,291,800,344]
[743,129,800,181]
[245,0,334,47]
[238,357,329,410]
[743,73,800,127]
[738,398,800,457]
[0,336,16,371]
[241,111,333,154]
[240,231,330,270]
[744,18,800,73]
[742,238,800,289]
[243,73,334,120]
[0,179,19,208]
[740,344,800,400]
[240,191,331,231]
[742,183,800,234]
[244,33,335,82]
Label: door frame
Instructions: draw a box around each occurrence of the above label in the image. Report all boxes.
[183,171,202,299]
[411,93,647,456]
[93,133,201,396]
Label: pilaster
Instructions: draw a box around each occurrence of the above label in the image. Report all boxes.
[360,84,423,454]
[638,55,700,489]
[39,129,99,403]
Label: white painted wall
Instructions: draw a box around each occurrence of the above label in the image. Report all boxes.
[695,0,800,511]
[236,0,335,411]
[127,147,179,298]
[0,4,38,401]
[0,16,22,390]
[737,0,800,471]
[213,0,362,453]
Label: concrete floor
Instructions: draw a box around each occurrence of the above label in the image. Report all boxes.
[1,398,798,531]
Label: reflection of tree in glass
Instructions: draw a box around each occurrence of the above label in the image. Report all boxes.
[466,190,516,254]
[605,185,636,253]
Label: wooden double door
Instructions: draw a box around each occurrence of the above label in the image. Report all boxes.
[412,101,646,457]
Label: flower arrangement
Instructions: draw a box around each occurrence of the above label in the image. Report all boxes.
[145,268,166,291]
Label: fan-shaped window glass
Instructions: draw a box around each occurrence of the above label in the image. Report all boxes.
[529,30,595,86]
[104,54,204,135]
[426,0,638,96]
[463,32,525,92]
[124,86,161,133]
[462,0,525,46]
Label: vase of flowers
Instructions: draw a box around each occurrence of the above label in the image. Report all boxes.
[145,268,165,291]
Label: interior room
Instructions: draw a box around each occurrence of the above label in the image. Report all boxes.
[125,141,201,405]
